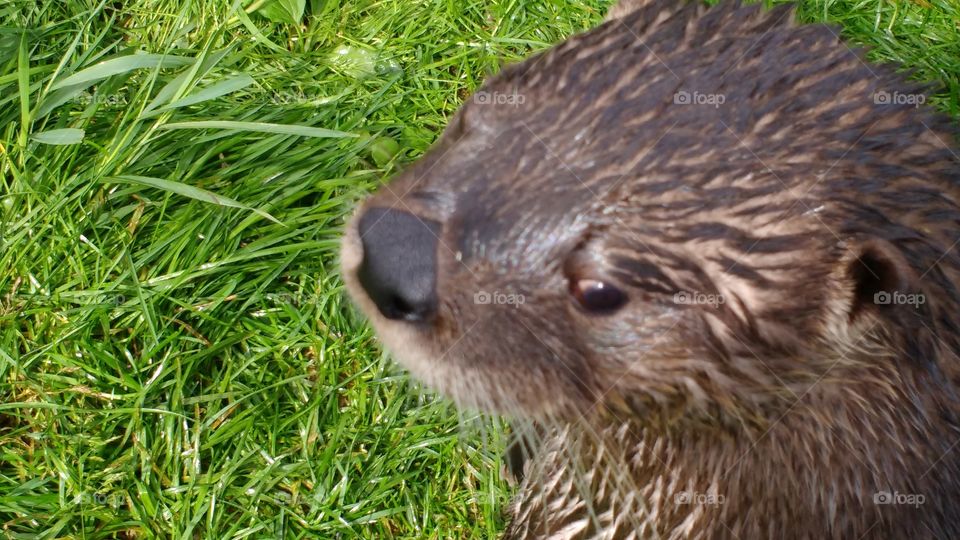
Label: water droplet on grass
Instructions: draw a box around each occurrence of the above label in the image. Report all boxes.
[328,46,401,79]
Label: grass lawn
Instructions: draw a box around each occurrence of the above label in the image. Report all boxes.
[1,0,957,538]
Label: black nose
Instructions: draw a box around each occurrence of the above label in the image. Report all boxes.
[357,207,440,322]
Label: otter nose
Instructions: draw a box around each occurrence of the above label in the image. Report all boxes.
[357,207,440,322]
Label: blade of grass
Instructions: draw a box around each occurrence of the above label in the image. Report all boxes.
[32,128,85,145]
[140,74,255,118]
[16,29,30,162]
[50,54,195,90]
[232,5,287,53]
[142,47,235,115]
[158,120,357,139]
[107,174,282,225]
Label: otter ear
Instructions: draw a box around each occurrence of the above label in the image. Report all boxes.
[846,239,916,320]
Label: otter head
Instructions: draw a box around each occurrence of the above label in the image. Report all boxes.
[341,1,960,431]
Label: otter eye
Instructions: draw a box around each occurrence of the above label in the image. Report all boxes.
[570,279,628,314]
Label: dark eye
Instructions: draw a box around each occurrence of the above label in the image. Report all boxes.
[570,278,628,314]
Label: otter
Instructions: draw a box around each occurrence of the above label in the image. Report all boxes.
[340,0,960,538]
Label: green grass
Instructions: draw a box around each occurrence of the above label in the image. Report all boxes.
[0,0,957,538]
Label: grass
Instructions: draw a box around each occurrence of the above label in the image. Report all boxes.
[0,0,957,538]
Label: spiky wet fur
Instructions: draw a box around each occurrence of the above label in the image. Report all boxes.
[341,0,960,538]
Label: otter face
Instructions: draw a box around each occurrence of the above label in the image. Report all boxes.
[341,2,959,425]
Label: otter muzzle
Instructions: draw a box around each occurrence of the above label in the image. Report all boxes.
[356,207,440,322]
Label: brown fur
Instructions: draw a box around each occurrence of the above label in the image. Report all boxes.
[341,1,960,538]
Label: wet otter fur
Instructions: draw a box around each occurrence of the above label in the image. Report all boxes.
[340,0,960,538]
